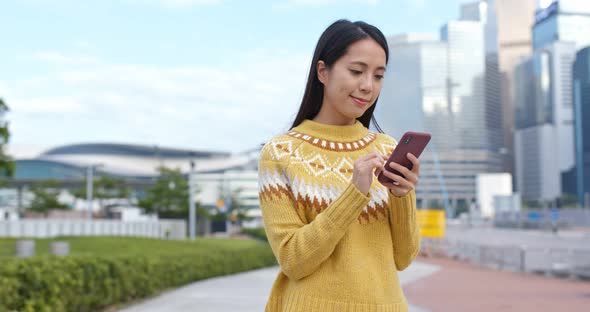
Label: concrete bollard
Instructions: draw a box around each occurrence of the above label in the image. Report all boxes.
[50,241,70,256]
[16,240,35,258]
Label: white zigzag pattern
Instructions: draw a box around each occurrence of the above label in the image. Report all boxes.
[258,167,289,192]
[286,173,389,215]
[290,175,340,206]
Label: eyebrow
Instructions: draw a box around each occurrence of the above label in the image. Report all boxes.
[349,61,386,71]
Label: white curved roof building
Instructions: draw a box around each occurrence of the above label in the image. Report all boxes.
[15,143,261,180]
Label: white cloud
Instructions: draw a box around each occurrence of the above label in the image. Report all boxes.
[8,49,312,153]
[0,82,11,100]
[74,41,92,49]
[6,144,48,159]
[33,51,99,65]
[14,96,85,114]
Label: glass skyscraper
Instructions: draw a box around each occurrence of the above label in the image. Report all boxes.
[440,20,488,151]
[514,41,578,201]
[573,47,590,207]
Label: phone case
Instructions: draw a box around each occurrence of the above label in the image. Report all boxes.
[377,131,431,185]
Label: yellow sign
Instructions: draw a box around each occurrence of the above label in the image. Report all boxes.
[217,199,224,208]
[416,209,445,238]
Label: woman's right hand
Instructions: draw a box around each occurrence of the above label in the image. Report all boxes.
[352,149,387,195]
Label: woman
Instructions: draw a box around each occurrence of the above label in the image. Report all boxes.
[258,19,421,312]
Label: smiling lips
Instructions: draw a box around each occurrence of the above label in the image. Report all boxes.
[351,96,369,107]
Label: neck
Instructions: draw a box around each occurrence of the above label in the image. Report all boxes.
[291,118,369,142]
[312,101,356,126]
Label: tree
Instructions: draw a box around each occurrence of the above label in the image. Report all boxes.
[0,98,15,179]
[138,166,201,218]
[228,187,253,224]
[29,180,69,214]
[72,175,131,210]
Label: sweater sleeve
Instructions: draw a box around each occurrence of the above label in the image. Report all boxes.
[388,189,421,271]
[258,141,371,281]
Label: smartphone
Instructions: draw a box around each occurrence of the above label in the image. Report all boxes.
[377,131,431,185]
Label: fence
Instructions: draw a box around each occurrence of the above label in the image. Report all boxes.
[494,208,590,229]
[421,238,590,280]
[0,219,186,240]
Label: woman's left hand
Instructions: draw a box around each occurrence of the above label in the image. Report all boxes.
[375,153,420,197]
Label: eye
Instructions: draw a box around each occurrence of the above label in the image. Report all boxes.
[349,69,362,75]
[375,75,384,80]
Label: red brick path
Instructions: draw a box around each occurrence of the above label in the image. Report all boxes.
[405,256,590,312]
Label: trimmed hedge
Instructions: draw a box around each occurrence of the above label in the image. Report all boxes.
[0,237,276,312]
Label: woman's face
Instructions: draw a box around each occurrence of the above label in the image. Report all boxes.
[316,38,387,124]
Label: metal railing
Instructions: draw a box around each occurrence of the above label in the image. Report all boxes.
[421,237,590,280]
[0,219,187,240]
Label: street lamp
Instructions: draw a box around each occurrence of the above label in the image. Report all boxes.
[188,157,197,240]
[86,163,104,220]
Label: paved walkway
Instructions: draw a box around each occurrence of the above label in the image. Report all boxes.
[404,256,590,312]
[119,262,440,312]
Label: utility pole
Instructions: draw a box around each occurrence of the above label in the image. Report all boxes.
[189,158,196,240]
[86,164,103,220]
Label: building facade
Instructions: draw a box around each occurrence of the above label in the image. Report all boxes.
[573,47,590,206]
[514,41,577,202]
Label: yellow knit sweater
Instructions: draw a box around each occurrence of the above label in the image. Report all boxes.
[258,119,421,312]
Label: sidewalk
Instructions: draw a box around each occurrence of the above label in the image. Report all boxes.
[119,262,440,312]
[404,256,590,312]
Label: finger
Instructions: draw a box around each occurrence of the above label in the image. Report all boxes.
[379,179,398,188]
[370,158,384,170]
[374,165,385,178]
[382,169,414,190]
[365,150,386,164]
[407,153,420,174]
[389,161,413,179]
[374,165,383,177]
[389,162,418,184]
[375,161,390,177]
[376,172,397,187]
[361,149,380,161]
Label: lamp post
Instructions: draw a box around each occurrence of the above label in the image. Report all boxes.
[188,159,197,240]
[86,164,103,220]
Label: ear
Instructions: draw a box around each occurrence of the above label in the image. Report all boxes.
[317,60,329,85]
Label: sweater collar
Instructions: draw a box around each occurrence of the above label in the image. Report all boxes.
[291,119,369,142]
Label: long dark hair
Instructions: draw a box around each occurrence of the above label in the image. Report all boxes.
[290,19,388,132]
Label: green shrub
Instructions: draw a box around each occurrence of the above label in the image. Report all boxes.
[0,237,276,312]
[241,227,268,242]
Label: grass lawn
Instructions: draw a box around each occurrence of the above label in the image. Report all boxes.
[0,236,266,258]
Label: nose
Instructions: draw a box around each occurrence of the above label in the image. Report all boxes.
[359,74,373,93]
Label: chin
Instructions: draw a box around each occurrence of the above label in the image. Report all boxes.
[343,111,365,120]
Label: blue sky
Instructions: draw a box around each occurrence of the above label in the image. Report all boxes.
[1,0,466,158]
